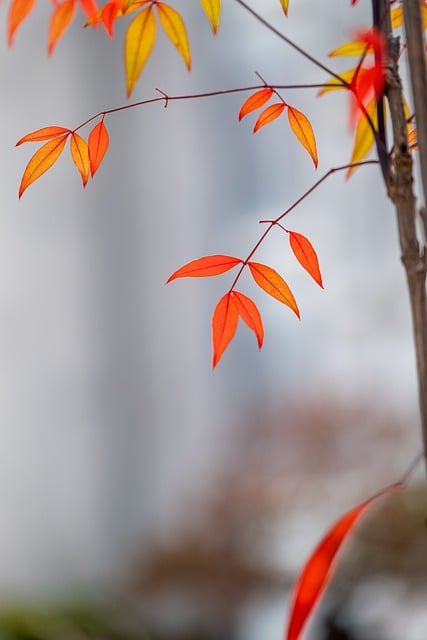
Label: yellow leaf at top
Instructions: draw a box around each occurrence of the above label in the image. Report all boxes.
[124,5,156,97]
[391,6,403,29]
[280,0,289,16]
[347,97,378,177]
[199,0,221,34]
[328,40,372,57]
[156,2,191,71]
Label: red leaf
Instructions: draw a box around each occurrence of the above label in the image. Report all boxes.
[101,0,121,37]
[19,134,69,198]
[7,0,36,46]
[167,255,242,282]
[212,292,239,367]
[16,126,71,146]
[286,482,402,640]
[47,0,77,56]
[288,231,323,288]
[88,120,109,176]
[231,290,264,348]
[253,102,285,133]
[238,88,273,121]
[248,262,299,318]
[78,0,98,20]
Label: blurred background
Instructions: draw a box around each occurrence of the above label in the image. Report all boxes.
[1,0,427,638]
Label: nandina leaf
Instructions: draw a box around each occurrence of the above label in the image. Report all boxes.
[167,255,242,282]
[238,88,274,122]
[78,0,98,20]
[289,231,323,287]
[328,40,373,57]
[347,97,377,177]
[248,262,299,318]
[125,6,156,97]
[70,132,90,187]
[7,0,36,46]
[156,2,191,71]
[16,126,71,146]
[317,69,354,96]
[101,0,121,36]
[287,106,318,168]
[280,0,289,16]
[19,134,69,198]
[231,290,264,349]
[391,5,403,29]
[286,482,402,640]
[212,292,239,368]
[47,0,77,56]
[199,0,221,34]
[88,120,109,176]
[408,128,418,150]
[253,103,285,133]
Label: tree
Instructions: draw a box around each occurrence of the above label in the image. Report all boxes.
[5,0,427,638]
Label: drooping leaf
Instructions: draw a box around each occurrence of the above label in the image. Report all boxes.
[70,132,90,187]
[286,482,402,640]
[317,69,354,95]
[47,0,77,56]
[125,5,156,97]
[88,120,109,176]
[248,262,299,318]
[7,0,36,46]
[231,291,264,349]
[78,0,98,20]
[280,0,289,16]
[212,292,239,367]
[167,255,242,282]
[289,231,323,287]
[156,2,191,71]
[238,88,274,121]
[199,0,221,34]
[287,106,318,168]
[347,96,378,177]
[101,0,121,36]
[328,40,372,57]
[408,128,418,150]
[253,103,285,133]
[16,126,71,146]
[391,5,403,30]
[19,134,69,198]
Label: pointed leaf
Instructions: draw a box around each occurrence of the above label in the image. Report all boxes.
[101,0,121,36]
[199,0,221,34]
[78,0,99,21]
[125,6,156,97]
[286,482,402,640]
[328,40,372,57]
[70,132,90,187]
[347,97,377,177]
[287,106,318,168]
[7,0,36,46]
[16,126,71,146]
[88,120,109,176]
[317,69,355,96]
[391,5,403,30]
[167,255,242,283]
[157,2,191,71]
[47,0,77,56]
[238,88,273,121]
[19,134,69,198]
[280,0,289,16]
[408,128,418,150]
[212,292,239,367]
[231,291,264,349]
[248,262,299,318]
[289,231,323,287]
[253,103,285,133]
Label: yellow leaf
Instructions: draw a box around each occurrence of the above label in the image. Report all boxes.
[199,0,221,34]
[287,106,318,168]
[391,6,403,30]
[347,98,378,177]
[19,134,69,198]
[280,0,289,16]
[328,40,372,57]
[70,132,90,187]
[156,2,191,71]
[317,68,354,95]
[124,6,156,97]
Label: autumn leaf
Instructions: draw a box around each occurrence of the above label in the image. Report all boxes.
[347,96,378,177]
[280,0,289,16]
[70,132,90,187]
[7,0,36,46]
[19,134,69,198]
[16,126,71,146]
[101,0,121,37]
[286,482,402,640]
[408,128,418,150]
[88,120,109,176]
[156,2,191,71]
[212,292,239,367]
[253,103,285,133]
[199,0,221,34]
[78,0,99,21]
[47,0,77,56]
[287,106,318,168]
[167,255,242,282]
[317,69,354,95]
[231,290,264,349]
[288,231,323,287]
[328,39,373,57]
[238,88,273,121]
[248,262,299,318]
[125,5,156,97]
[391,5,403,30]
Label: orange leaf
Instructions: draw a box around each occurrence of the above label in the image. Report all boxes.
[70,132,90,187]
[286,482,402,640]
[280,0,289,16]
[101,0,121,36]
[238,88,274,121]
[408,128,418,150]
[287,106,318,168]
[167,255,242,282]
[47,0,77,56]
[16,126,71,146]
[78,0,98,20]
[88,120,109,176]
[231,290,264,349]
[253,103,285,133]
[125,6,156,97]
[288,231,323,288]
[199,0,221,34]
[347,96,377,177]
[248,262,299,318]
[212,292,238,367]
[7,0,36,46]
[19,134,69,198]
[156,2,191,71]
